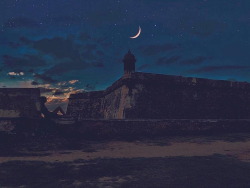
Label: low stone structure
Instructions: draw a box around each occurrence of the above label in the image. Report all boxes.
[0,88,41,118]
[60,119,250,139]
[67,51,250,120]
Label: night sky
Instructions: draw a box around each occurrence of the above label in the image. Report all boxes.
[1,0,250,110]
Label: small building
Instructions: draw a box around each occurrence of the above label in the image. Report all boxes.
[67,51,250,120]
[0,88,41,118]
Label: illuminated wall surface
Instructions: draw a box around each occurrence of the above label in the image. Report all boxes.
[67,72,250,120]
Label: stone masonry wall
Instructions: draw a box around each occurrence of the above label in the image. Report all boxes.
[0,88,41,118]
[67,72,250,120]
[124,73,250,119]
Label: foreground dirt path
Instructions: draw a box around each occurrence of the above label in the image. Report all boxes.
[1,134,250,163]
[1,134,250,187]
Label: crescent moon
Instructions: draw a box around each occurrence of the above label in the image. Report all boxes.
[130,26,141,39]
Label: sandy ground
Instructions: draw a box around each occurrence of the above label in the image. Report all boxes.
[1,134,250,187]
[1,137,250,163]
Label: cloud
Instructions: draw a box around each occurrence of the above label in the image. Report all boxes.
[45,97,68,111]
[4,17,39,28]
[19,37,33,45]
[180,56,210,65]
[88,8,124,26]
[79,32,91,41]
[57,80,80,88]
[8,76,16,80]
[3,54,47,70]
[187,65,249,74]
[38,87,54,94]
[191,20,227,37]
[137,64,150,71]
[32,37,80,59]
[156,56,181,65]
[31,81,39,85]
[34,73,57,84]
[45,87,84,111]
[0,35,107,81]
[44,61,89,75]
[20,36,106,75]
[140,44,179,56]
[92,61,104,68]
[96,50,105,57]
[8,42,22,49]
[68,80,79,85]
[81,47,98,60]
[8,72,24,76]
[53,90,64,96]
[139,43,179,56]
[49,16,85,26]
[44,59,104,75]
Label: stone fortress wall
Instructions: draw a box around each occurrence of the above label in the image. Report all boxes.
[0,88,41,118]
[67,72,250,120]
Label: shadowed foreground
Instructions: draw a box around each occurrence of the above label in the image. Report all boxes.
[0,155,250,187]
[1,134,250,187]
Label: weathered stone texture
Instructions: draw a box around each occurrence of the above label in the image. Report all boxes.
[67,72,250,120]
[62,119,250,139]
[0,88,41,118]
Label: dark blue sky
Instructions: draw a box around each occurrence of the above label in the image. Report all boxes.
[1,0,250,109]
